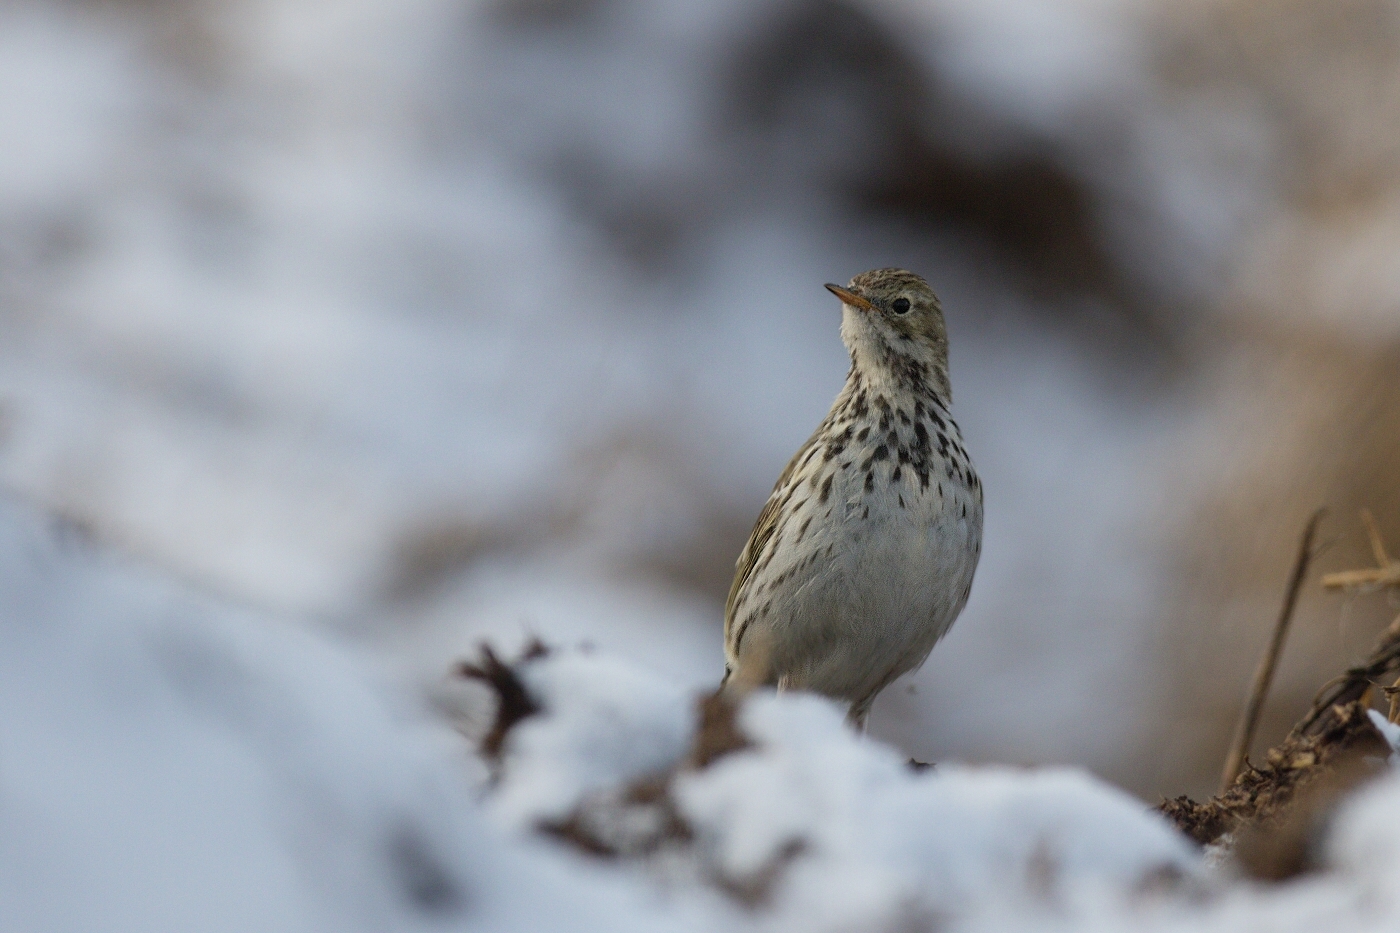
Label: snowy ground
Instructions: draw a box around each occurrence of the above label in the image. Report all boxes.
[5,494,1400,933]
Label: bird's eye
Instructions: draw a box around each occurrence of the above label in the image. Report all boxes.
[891,297,911,314]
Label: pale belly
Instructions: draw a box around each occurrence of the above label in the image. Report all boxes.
[761,468,982,704]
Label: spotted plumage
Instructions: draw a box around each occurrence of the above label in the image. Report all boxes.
[723,268,983,729]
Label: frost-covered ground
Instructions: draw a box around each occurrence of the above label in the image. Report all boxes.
[6,494,1400,933]
[0,498,696,933]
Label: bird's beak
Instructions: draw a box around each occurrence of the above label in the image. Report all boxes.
[825,283,875,312]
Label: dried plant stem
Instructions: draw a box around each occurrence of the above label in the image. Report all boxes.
[1362,509,1391,568]
[1220,509,1326,795]
[1321,566,1400,587]
[1321,509,1400,590]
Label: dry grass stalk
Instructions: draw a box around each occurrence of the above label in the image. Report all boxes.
[1321,509,1400,590]
[1219,509,1326,794]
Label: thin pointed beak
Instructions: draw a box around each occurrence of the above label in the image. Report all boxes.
[825,283,875,312]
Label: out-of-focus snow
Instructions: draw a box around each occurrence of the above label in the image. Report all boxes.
[0,497,695,933]
[460,638,1212,929]
[13,492,1400,931]
[460,639,1400,933]
[384,558,724,696]
[676,693,1199,930]
[492,650,695,828]
[1327,768,1400,918]
[1366,710,1400,764]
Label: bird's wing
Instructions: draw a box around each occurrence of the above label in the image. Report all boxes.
[723,428,823,643]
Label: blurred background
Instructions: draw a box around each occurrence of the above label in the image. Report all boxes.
[2,0,1398,801]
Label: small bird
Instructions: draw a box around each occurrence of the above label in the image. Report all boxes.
[723,268,983,729]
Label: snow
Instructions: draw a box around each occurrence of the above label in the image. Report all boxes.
[1328,770,1400,914]
[11,490,1400,931]
[1368,709,1400,763]
[493,650,695,828]
[675,693,1199,929]
[0,497,694,933]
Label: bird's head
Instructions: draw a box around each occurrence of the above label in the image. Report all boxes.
[826,268,952,401]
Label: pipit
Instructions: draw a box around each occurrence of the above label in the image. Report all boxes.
[723,268,983,729]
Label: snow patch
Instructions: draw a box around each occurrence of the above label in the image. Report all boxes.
[675,692,1198,928]
[493,649,695,828]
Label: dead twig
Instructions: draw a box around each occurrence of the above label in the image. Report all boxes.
[456,640,548,760]
[1161,698,1388,849]
[1294,613,1400,736]
[1220,509,1327,794]
[1386,668,1400,724]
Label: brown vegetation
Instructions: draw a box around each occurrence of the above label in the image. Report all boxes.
[1160,512,1400,876]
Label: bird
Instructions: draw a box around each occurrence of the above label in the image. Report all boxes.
[723,268,983,730]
